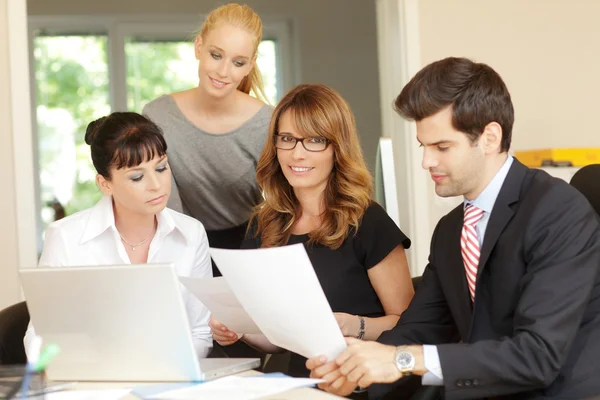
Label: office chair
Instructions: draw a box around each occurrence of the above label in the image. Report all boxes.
[570,164,600,216]
[411,275,423,292]
[0,301,29,365]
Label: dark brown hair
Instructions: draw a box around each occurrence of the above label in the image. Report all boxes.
[394,57,514,152]
[84,112,167,179]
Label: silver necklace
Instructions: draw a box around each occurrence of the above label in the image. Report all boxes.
[119,220,156,251]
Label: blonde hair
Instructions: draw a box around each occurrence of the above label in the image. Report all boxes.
[199,3,268,103]
[252,84,373,249]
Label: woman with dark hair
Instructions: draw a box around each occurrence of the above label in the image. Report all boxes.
[210,84,415,381]
[24,112,213,358]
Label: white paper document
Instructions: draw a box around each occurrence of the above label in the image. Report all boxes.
[45,389,131,400]
[210,244,347,360]
[150,376,323,400]
[179,276,261,334]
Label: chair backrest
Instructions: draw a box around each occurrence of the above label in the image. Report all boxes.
[0,301,30,365]
[570,164,600,216]
[412,275,423,291]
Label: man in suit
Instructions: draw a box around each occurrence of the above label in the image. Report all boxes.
[306,57,600,399]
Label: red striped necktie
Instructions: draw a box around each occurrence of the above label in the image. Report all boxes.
[461,204,484,301]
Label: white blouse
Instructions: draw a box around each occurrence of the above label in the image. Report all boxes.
[24,195,213,358]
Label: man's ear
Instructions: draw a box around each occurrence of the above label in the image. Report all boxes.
[481,121,503,154]
[96,174,112,196]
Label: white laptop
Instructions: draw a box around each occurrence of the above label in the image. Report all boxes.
[19,264,260,382]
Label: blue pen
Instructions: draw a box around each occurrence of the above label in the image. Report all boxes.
[14,342,60,398]
[17,363,35,398]
[17,335,43,397]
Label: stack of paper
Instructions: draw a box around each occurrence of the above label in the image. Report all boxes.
[149,376,322,400]
[180,244,346,361]
[45,389,131,400]
[179,276,261,334]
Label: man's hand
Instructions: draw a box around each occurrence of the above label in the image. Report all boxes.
[306,355,358,397]
[334,337,403,388]
[307,338,427,395]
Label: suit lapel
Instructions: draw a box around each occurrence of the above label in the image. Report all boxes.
[476,160,527,278]
[467,160,528,339]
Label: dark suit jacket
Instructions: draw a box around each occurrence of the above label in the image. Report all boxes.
[371,159,600,400]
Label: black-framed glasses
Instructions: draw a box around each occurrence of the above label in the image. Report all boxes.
[274,134,330,152]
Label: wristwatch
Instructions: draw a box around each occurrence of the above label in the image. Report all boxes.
[394,347,415,376]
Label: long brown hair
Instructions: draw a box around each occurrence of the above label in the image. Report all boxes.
[252,84,372,249]
[198,3,268,103]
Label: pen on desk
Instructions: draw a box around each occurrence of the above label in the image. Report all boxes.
[18,363,35,398]
[8,343,61,399]
[35,343,61,372]
[4,335,44,399]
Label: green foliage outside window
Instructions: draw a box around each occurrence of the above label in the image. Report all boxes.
[34,34,278,231]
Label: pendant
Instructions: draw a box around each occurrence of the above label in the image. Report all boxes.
[132,247,136,251]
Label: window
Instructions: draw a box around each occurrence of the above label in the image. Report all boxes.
[125,38,199,112]
[29,17,292,242]
[33,34,110,224]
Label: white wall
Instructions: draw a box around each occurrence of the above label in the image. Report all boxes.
[26,0,384,175]
[0,0,37,310]
[376,0,431,276]
[418,0,600,153]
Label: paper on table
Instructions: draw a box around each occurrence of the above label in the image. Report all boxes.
[149,376,323,400]
[45,389,131,400]
[179,276,261,334]
[210,244,347,360]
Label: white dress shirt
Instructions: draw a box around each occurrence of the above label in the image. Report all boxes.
[24,195,213,359]
[422,155,514,385]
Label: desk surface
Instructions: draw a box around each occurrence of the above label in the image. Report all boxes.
[63,370,344,399]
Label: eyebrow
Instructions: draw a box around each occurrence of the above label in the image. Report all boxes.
[126,155,167,173]
[209,46,250,61]
[417,140,454,147]
[278,131,309,139]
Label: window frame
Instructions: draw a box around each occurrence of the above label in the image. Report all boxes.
[27,15,294,250]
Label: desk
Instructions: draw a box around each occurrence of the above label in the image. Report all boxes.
[60,370,344,399]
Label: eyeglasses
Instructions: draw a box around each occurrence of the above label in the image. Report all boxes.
[274,134,330,152]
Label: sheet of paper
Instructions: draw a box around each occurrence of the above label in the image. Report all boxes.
[210,244,347,360]
[45,389,131,400]
[179,276,261,334]
[150,376,322,400]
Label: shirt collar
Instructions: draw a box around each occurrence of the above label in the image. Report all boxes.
[80,195,184,244]
[464,154,514,213]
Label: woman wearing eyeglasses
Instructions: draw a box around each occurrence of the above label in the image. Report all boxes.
[209,84,415,382]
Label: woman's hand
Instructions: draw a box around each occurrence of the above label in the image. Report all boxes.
[209,316,242,346]
[334,312,361,338]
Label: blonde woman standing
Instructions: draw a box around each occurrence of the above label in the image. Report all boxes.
[143,3,273,277]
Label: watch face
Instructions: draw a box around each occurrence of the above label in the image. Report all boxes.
[396,352,413,367]
[395,350,415,372]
